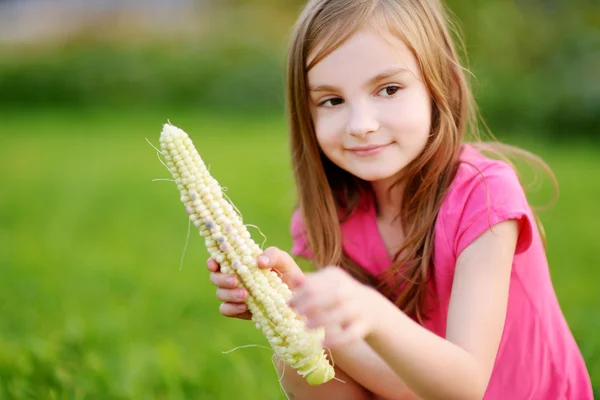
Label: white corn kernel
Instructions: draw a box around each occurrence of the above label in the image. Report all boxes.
[159,122,335,386]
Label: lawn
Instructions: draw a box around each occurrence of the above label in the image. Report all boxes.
[0,109,597,399]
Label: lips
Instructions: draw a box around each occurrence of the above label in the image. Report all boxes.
[346,143,392,157]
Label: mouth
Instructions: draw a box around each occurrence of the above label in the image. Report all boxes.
[346,143,392,157]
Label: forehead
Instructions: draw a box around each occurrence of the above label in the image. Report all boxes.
[307,27,421,85]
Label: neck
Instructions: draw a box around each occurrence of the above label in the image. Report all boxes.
[371,177,404,222]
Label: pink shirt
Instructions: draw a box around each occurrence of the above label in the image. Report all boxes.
[290,144,593,399]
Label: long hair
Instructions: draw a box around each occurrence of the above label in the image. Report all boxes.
[285,0,557,323]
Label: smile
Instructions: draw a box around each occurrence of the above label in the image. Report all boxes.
[346,143,392,157]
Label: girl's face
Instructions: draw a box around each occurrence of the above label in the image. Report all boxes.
[307,27,432,185]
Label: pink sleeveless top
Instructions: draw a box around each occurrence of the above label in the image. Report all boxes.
[290,144,593,399]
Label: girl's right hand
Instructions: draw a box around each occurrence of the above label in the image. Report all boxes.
[206,246,307,320]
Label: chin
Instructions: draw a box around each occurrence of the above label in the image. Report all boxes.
[352,168,402,183]
[348,159,406,181]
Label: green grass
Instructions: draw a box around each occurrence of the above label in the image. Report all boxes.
[0,109,597,399]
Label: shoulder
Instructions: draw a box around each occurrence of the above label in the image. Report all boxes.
[452,144,522,191]
[438,144,535,258]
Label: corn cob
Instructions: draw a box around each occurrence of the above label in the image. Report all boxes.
[158,122,335,385]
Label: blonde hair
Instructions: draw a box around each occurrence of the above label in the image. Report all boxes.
[285,0,556,323]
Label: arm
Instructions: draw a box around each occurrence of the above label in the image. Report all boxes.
[294,259,420,399]
[289,220,517,400]
[276,338,421,400]
[295,257,420,399]
[274,355,372,400]
[207,248,371,400]
[364,219,518,400]
[330,339,421,400]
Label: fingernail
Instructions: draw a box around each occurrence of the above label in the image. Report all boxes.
[257,255,269,266]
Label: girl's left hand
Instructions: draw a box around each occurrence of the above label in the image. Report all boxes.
[288,266,381,349]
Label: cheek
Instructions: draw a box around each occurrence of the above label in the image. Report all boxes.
[312,112,343,149]
[388,90,432,141]
[315,131,338,162]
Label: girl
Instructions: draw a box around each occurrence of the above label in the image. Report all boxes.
[207,0,593,399]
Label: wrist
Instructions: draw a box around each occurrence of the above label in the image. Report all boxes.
[364,288,410,346]
[363,286,393,342]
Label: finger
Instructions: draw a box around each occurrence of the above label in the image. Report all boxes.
[290,294,322,321]
[260,247,305,289]
[324,320,367,349]
[219,302,252,320]
[209,272,239,289]
[322,323,343,345]
[288,280,312,311]
[289,275,336,312]
[295,268,353,304]
[305,302,346,330]
[207,258,220,272]
[216,288,247,303]
[258,246,291,271]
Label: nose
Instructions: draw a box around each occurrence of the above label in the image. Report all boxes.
[346,100,379,139]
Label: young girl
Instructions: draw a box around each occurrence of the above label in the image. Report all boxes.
[207,0,593,398]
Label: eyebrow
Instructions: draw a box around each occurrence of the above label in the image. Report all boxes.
[309,67,410,93]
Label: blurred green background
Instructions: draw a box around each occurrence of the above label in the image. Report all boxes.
[0,0,598,399]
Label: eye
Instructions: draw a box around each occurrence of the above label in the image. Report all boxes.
[378,85,400,97]
[319,97,344,107]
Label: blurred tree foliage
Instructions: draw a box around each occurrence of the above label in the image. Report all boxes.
[445,0,600,137]
[0,0,597,139]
